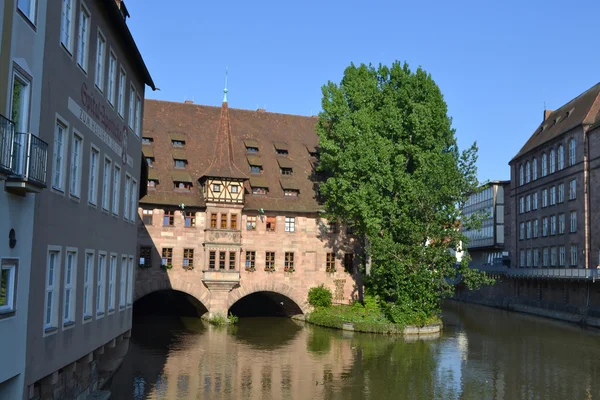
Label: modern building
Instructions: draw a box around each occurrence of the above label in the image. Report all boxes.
[462,181,509,266]
[135,93,362,317]
[0,1,49,399]
[508,83,600,270]
[20,1,155,399]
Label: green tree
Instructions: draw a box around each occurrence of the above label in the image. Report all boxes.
[316,61,492,325]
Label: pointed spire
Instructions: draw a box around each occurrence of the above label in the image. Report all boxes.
[223,67,228,103]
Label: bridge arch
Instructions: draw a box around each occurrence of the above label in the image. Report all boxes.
[227,281,310,315]
[134,275,211,311]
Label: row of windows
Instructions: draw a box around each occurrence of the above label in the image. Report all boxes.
[60,0,142,136]
[44,246,134,335]
[518,139,576,186]
[519,246,578,267]
[52,120,138,221]
[519,180,576,214]
[465,186,494,207]
[519,212,577,239]
[463,226,494,241]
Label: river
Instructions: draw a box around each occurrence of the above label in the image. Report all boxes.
[108,301,600,399]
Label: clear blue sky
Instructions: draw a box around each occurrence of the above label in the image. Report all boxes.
[127,0,600,183]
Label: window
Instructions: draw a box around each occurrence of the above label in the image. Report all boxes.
[230,214,237,229]
[220,214,227,229]
[102,158,111,210]
[532,192,538,210]
[559,246,566,266]
[45,250,60,331]
[0,263,16,313]
[250,165,262,174]
[519,222,525,240]
[266,216,276,231]
[550,215,556,235]
[96,253,106,316]
[123,174,130,220]
[526,221,531,239]
[245,251,256,270]
[252,187,267,195]
[526,249,531,267]
[533,219,539,238]
[281,168,293,175]
[119,256,127,308]
[183,249,194,268]
[128,86,136,129]
[326,253,335,271]
[284,189,299,197]
[118,68,126,117]
[541,153,547,176]
[209,251,216,269]
[76,5,90,70]
[569,179,576,200]
[551,247,557,267]
[172,140,185,147]
[185,213,195,227]
[107,52,117,105]
[285,217,295,232]
[558,183,564,203]
[163,210,174,226]
[63,251,76,326]
[53,122,66,191]
[549,149,555,173]
[108,255,116,311]
[558,145,564,170]
[69,133,82,197]
[525,162,531,183]
[519,250,525,267]
[519,165,524,186]
[285,252,294,269]
[211,213,218,228]
[127,257,133,306]
[11,71,31,175]
[142,209,152,225]
[344,253,354,272]
[542,217,548,237]
[174,159,186,169]
[570,211,577,233]
[328,222,337,233]
[60,0,74,51]
[95,32,106,91]
[549,186,556,206]
[130,180,137,222]
[139,247,151,268]
[142,137,153,144]
[541,189,547,208]
[569,139,576,166]
[533,249,539,267]
[276,149,289,155]
[161,248,173,267]
[532,158,537,180]
[246,146,258,153]
[18,0,37,22]
[83,252,93,319]
[519,197,524,213]
[89,147,99,205]
[559,214,565,234]
[231,185,239,194]
[570,245,578,266]
[112,166,121,215]
[135,95,142,137]
[229,252,236,270]
[175,181,191,191]
[543,248,549,267]
[526,195,531,212]
[147,179,157,189]
[246,216,256,230]
[213,183,220,192]
[265,252,275,270]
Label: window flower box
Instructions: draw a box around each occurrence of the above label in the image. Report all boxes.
[326,266,336,273]
[284,266,295,273]
[264,265,275,273]
[182,264,194,271]
[245,266,256,272]
[161,264,173,270]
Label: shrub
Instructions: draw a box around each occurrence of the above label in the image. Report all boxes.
[228,313,239,324]
[308,285,333,308]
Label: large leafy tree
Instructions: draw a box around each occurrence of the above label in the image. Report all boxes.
[316,61,492,325]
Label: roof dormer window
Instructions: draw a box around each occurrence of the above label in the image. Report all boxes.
[284,189,299,197]
[172,140,185,147]
[142,137,153,144]
[244,139,259,153]
[280,167,293,175]
[247,146,258,153]
[170,132,186,147]
[273,141,288,155]
[276,149,288,155]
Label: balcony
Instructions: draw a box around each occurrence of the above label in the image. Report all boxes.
[202,269,240,291]
[6,132,48,194]
[0,114,14,177]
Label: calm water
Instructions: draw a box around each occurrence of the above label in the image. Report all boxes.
[109,302,600,400]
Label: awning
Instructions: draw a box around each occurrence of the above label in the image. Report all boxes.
[171,171,192,183]
[142,146,154,158]
[280,179,300,190]
[169,132,186,142]
[249,176,269,188]
[171,148,187,160]
[277,158,293,169]
[148,169,159,180]
[273,141,288,151]
[244,139,259,148]
[246,155,263,166]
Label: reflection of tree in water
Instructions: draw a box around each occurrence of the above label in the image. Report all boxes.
[307,325,332,355]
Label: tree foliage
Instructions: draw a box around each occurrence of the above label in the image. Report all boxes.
[308,285,333,308]
[316,61,493,324]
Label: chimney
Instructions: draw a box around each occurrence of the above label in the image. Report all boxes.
[543,109,554,121]
[184,100,194,104]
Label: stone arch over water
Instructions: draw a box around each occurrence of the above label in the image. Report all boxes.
[227,281,310,315]
[134,277,211,311]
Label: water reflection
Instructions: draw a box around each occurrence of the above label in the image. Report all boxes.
[110,303,600,400]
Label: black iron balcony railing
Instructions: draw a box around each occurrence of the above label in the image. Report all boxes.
[10,132,48,187]
[0,114,14,174]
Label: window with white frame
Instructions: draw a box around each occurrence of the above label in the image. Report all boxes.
[52,121,66,191]
[135,95,142,137]
[0,263,17,313]
[127,256,134,307]
[532,192,538,210]
[96,253,106,316]
[11,70,31,140]
[108,255,116,312]
[76,4,90,71]
[44,249,61,332]
[549,149,555,173]
[119,255,127,309]
[285,217,295,232]
[532,158,537,180]
[130,179,138,222]
[82,251,94,320]
[18,0,37,23]
[569,139,576,166]
[570,211,577,233]
[95,31,106,91]
[118,68,126,117]
[124,174,131,220]
[102,157,111,210]
[570,245,578,266]
[69,133,82,197]
[541,153,547,176]
[558,183,564,203]
[107,52,117,105]
[569,179,576,200]
[60,0,74,52]
[63,250,76,326]
[558,145,564,170]
[128,85,136,130]
[559,246,566,266]
[89,147,99,205]
[112,165,121,215]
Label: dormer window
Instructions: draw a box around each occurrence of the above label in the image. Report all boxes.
[276,149,288,155]
[174,159,186,169]
[306,145,318,157]
[172,140,185,147]
[247,146,258,153]
[253,187,267,195]
[247,155,263,174]
[171,171,192,191]
[147,179,157,188]
[251,165,262,174]
[175,181,191,190]
[142,137,153,144]
[244,139,259,153]
[170,132,186,147]
[284,189,299,197]
[146,157,155,168]
[281,168,293,175]
[273,141,288,155]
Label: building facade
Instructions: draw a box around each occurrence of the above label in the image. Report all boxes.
[136,94,361,317]
[508,83,600,270]
[462,181,509,266]
[22,1,154,399]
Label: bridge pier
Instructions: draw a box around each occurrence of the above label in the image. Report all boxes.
[203,276,239,318]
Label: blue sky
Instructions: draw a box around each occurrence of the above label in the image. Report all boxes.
[127,0,600,183]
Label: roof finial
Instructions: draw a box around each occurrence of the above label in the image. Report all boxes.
[223,67,228,103]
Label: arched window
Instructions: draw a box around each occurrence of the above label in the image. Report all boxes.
[558,145,564,170]
[569,139,576,166]
[549,149,556,173]
[525,162,531,183]
[541,153,547,177]
[519,165,524,186]
[532,158,538,180]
